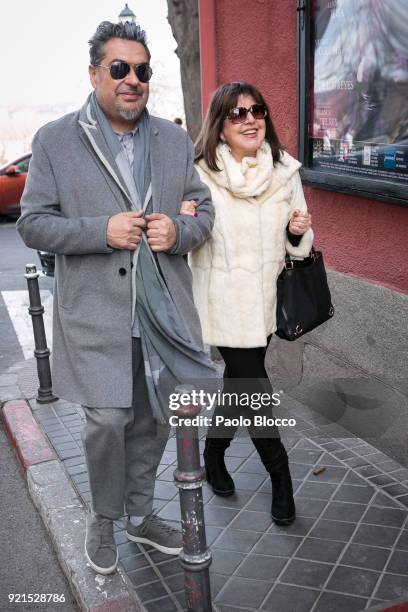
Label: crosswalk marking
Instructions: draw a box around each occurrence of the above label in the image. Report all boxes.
[2,290,53,360]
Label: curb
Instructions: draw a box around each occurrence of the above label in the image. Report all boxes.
[1,398,145,612]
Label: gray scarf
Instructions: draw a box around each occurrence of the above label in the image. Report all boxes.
[90,92,150,204]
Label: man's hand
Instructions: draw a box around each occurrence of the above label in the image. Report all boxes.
[289,209,312,235]
[145,213,177,252]
[106,211,146,250]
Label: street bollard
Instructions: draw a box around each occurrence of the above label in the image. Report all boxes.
[174,384,213,612]
[24,263,58,404]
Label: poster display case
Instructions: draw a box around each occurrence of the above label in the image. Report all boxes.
[298,0,408,205]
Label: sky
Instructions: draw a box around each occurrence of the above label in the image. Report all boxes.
[1,0,182,107]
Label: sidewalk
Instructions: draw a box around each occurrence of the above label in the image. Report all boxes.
[1,357,408,612]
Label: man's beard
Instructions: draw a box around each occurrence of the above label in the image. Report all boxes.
[115,101,144,122]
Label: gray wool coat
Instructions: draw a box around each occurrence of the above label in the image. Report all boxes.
[17,97,214,408]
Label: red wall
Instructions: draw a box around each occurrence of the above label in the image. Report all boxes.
[199,0,408,293]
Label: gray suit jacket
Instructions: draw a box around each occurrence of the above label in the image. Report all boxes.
[17,98,214,407]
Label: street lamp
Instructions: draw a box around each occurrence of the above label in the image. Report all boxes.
[118,3,136,23]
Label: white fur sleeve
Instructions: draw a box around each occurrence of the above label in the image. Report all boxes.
[285,171,314,257]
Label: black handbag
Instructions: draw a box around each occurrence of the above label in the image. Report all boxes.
[275,247,334,341]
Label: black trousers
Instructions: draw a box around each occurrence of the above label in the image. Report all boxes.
[206,338,286,468]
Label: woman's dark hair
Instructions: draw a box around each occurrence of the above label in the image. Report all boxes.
[88,21,151,66]
[195,82,283,171]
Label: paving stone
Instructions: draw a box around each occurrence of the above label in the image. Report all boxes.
[386,549,408,575]
[205,525,223,546]
[280,558,334,588]
[295,537,345,563]
[313,592,367,612]
[211,549,245,575]
[158,501,181,522]
[355,465,381,478]
[120,553,150,572]
[153,480,178,501]
[225,456,247,472]
[267,516,316,537]
[376,459,405,473]
[368,474,398,487]
[342,457,371,469]
[207,573,229,600]
[309,519,356,542]
[396,530,408,551]
[318,452,343,467]
[388,468,408,482]
[238,457,266,474]
[341,542,391,572]
[326,565,380,597]
[294,497,328,518]
[306,465,348,485]
[127,566,158,586]
[208,491,252,509]
[136,580,169,602]
[155,558,180,578]
[318,441,345,452]
[321,501,367,523]
[288,448,323,464]
[333,484,375,504]
[362,506,407,528]
[352,524,401,548]
[234,553,287,580]
[230,510,273,532]
[331,449,356,461]
[397,495,408,508]
[371,491,404,508]
[245,492,273,513]
[213,528,262,553]
[232,472,267,491]
[342,471,367,486]
[375,573,408,599]
[286,462,313,480]
[382,483,408,497]
[216,576,272,609]
[295,481,338,500]
[253,533,303,557]
[203,505,240,528]
[144,597,178,612]
[261,584,319,611]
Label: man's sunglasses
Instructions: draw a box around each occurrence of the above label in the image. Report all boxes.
[226,104,267,124]
[96,61,153,83]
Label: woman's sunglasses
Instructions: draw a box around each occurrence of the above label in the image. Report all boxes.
[226,104,267,124]
[96,61,153,83]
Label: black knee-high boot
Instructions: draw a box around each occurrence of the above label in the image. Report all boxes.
[203,437,235,496]
[251,437,296,525]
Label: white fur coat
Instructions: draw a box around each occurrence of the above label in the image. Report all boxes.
[189,143,314,348]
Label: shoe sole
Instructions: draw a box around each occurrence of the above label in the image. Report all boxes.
[271,513,296,526]
[84,542,118,575]
[126,531,182,555]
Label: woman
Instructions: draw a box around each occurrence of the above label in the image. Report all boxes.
[188,82,313,526]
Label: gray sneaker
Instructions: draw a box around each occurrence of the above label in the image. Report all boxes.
[85,513,118,574]
[126,513,183,555]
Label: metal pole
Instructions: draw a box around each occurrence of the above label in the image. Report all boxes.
[24,263,58,404]
[174,384,213,612]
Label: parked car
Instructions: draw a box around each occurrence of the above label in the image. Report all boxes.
[0,153,31,217]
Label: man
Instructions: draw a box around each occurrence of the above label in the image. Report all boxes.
[17,20,214,575]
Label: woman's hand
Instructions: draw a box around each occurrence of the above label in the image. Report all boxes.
[180,200,198,217]
[289,209,312,235]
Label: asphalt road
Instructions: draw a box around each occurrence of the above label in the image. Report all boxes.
[0,423,78,612]
[0,221,53,374]
[0,221,75,611]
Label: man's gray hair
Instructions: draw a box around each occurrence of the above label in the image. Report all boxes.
[88,21,151,66]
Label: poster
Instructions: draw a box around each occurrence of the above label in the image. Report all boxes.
[310,0,408,184]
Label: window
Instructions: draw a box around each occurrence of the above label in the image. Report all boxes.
[297,0,408,206]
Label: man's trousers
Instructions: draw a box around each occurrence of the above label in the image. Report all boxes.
[81,338,171,519]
